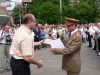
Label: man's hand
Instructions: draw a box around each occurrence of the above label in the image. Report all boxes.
[24,56,43,68]
[37,60,43,68]
[39,40,45,44]
[49,48,63,54]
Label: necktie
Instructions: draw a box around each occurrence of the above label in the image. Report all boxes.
[68,32,71,38]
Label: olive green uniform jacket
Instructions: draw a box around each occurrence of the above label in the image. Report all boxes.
[59,31,82,72]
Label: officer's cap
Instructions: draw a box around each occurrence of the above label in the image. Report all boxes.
[66,18,79,27]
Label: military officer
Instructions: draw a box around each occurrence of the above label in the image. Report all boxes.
[50,18,82,75]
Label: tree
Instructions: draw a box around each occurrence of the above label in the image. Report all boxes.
[63,1,97,23]
[37,2,60,24]
[12,5,22,24]
[29,0,69,24]
[12,0,99,24]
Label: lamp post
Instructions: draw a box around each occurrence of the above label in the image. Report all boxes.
[24,3,27,14]
[22,0,32,15]
[60,0,62,24]
[19,13,21,25]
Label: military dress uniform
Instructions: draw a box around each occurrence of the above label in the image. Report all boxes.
[62,29,82,75]
[50,18,82,75]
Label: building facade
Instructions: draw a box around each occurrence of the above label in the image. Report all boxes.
[0,0,15,15]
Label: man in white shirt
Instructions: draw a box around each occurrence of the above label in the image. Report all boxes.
[10,14,43,75]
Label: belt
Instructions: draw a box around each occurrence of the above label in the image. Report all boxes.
[11,56,30,65]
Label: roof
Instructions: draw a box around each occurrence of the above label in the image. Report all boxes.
[0,15,13,26]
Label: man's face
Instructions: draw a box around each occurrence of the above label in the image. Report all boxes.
[67,24,76,32]
[29,16,37,30]
[30,21,37,30]
[4,25,10,32]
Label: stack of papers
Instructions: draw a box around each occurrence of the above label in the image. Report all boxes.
[43,38,65,48]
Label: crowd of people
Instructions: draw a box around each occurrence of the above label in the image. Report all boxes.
[79,23,100,55]
[31,22,100,54]
[0,14,100,75]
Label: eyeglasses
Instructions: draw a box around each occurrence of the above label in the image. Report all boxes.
[67,24,75,27]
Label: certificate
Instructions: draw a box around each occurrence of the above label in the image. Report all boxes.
[43,38,65,48]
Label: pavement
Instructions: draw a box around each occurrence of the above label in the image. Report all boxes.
[0,43,100,75]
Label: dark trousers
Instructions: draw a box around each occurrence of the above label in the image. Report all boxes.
[88,36,92,47]
[10,57,30,75]
[97,38,100,50]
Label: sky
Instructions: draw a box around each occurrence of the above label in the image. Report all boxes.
[11,0,22,3]
[7,0,22,10]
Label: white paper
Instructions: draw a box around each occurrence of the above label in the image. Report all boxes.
[49,38,65,48]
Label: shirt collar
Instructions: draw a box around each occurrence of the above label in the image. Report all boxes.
[21,25,32,34]
[71,28,78,35]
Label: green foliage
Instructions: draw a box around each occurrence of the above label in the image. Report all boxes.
[38,2,60,24]
[29,0,69,24]
[12,0,99,24]
[12,5,22,24]
[63,1,97,23]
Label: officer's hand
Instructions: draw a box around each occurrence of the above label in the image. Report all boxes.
[49,48,62,54]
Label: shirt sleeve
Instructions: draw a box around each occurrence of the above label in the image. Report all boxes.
[21,37,33,56]
[63,38,81,54]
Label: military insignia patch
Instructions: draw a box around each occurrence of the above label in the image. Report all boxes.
[76,32,81,37]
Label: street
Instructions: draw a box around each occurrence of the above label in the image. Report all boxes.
[0,43,100,75]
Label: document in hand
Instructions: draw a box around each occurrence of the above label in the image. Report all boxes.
[43,38,65,48]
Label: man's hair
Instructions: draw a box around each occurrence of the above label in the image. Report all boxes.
[22,14,35,24]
